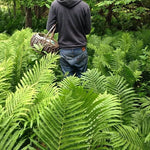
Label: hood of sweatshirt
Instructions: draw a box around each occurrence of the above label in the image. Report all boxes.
[57,0,82,8]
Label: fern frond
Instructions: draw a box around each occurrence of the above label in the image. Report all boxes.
[0,28,40,89]
[111,125,143,150]
[0,33,9,40]
[0,58,14,105]
[145,133,150,143]
[0,116,26,150]
[106,75,139,124]
[17,53,59,89]
[118,33,133,53]
[27,84,59,128]
[109,48,125,72]
[58,77,122,149]
[119,64,137,86]
[132,110,150,149]
[10,29,36,87]
[132,111,150,135]
[92,43,114,75]
[93,55,110,75]
[88,93,122,149]
[5,86,36,121]
[101,35,114,45]
[32,89,90,149]
[0,40,14,62]
[132,97,150,140]
[141,97,150,111]
[0,86,36,149]
[135,29,150,47]
[58,76,80,93]
[126,39,143,62]
[81,68,106,94]
[87,34,102,48]
[128,60,142,81]
[6,53,59,127]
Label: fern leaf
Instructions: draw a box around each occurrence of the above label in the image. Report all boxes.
[111,125,143,150]
[0,121,25,150]
[0,58,14,105]
[0,28,40,89]
[141,97,150,111]
[33,89,90,149]
[109,48,125,72]
[27,84,59,128]
[88,93,122,149]
[58,76,80,93]
[106,75,139,124]
[81,68,106,94]
[0,33,9,40]
[118,33,133,53]
[5,86,36,121]
[18,53,59,89]
[119,64,137,86]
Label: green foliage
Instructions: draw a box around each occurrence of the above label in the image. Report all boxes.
[0,59,14,105]
[96,0,139,7]
[106,75,139,124]
[33,89,90,149]
[87,29,150,88]
[0,28,150,150]
[19,0,52,7]
[87,0,150,35]
[0,8,25,34]
[31,76,122,149]
[81,68,106,93]
[81,69,139,125]
[0,28,40,90]
[0,52,59,149]
[0,120,26,150]
[131,96,150,149]
[111,125,143,150]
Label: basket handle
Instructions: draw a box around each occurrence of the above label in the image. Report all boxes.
[46,24,56,39]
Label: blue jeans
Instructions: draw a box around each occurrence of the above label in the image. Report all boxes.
[60,47,88,78]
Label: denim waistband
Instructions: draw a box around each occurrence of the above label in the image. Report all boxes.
[60,46,86,50]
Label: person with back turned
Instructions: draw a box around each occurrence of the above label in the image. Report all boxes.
[46,0,91,78]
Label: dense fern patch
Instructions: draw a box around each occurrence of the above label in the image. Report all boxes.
[87,29,150,96]
[0,29,150,149]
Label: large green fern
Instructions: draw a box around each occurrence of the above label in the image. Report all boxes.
[110,125,143,150]
[30,76,122,149]
[106,75,139,124]
[81,68,106,94]
[0,59,14,105]
[0,29,40,90]
[89,31,144,86]
[32,87,90,149]
[0,53,59,149]
[0,29,150,150]
[131,97,150,149]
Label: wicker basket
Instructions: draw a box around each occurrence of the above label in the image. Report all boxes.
[30,25,59,54]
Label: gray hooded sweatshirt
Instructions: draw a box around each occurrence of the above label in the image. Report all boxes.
[46,0,91,49]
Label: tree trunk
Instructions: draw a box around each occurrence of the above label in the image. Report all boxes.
[13,0,16,18]
[34,5,48,19]
[34,5,41,19]
[7,0,11,17]
[20,5,25,15]
[106,4,114,26]
[25,7,32,28]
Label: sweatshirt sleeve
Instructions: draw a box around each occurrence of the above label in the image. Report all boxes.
[46,4,57,32]
[84,6,91,34]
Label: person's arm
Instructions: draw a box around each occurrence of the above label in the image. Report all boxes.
[46,4,57,32]
[85,6,91,34]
